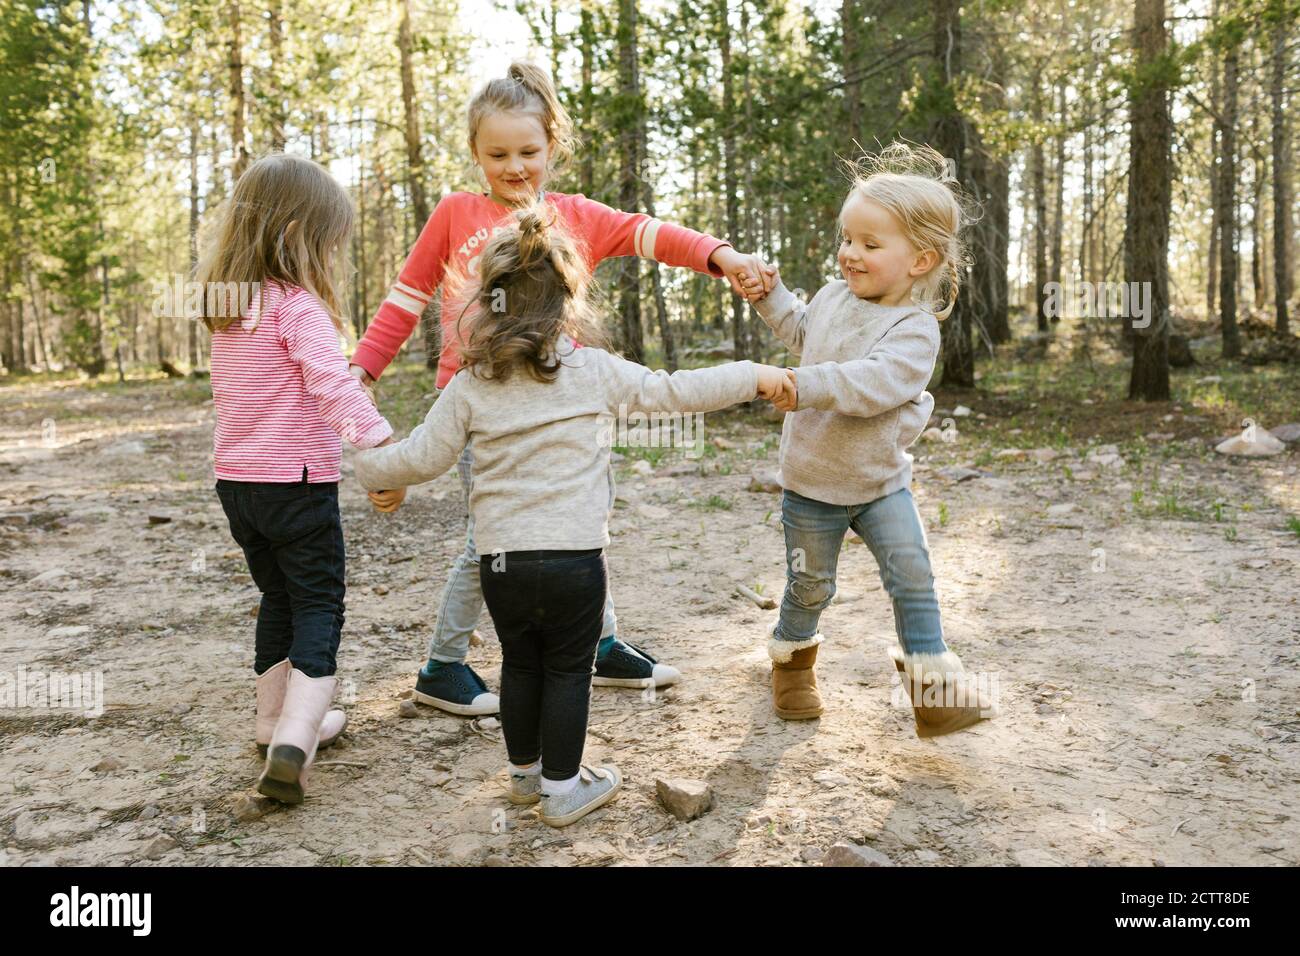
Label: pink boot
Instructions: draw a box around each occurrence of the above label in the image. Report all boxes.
[258,668,338,804]
[254,660,347,757]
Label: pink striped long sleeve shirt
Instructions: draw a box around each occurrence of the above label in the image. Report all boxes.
[210,281,393,483]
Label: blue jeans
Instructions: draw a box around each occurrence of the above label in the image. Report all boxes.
[775,487,948,656]
[216,472,346,678]
[427,442,618,663]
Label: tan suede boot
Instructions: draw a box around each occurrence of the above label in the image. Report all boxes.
[769,633,825,720]
[889,645,996,738]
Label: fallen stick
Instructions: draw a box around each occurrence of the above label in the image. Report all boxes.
[735,584,776,610]
[314,761,368,769]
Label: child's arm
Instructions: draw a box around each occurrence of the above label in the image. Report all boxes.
[349,196,455,383]
[752,277,810,357]
[281,294,394,448]
[570,196,771,298]
[353,373,470,492]
[791,318,940,418]
[597,351,793,414]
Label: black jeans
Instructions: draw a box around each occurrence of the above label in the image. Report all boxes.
[215,471,346,678]
[479,549,607,781]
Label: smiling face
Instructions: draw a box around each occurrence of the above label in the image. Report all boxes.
[472,110,551,207]
[837,191,936,306]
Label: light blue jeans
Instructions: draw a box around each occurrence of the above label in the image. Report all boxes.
[774,486,949,656]
[427,442,619,663]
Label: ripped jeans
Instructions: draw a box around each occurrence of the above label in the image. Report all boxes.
[773,486,949,656]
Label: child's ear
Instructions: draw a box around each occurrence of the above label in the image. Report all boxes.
[910,248,939,278]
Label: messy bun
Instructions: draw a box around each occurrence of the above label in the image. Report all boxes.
[454,203,608,383]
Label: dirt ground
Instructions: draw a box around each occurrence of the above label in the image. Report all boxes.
[1,370,1297,867]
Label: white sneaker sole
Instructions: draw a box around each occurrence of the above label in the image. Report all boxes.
[592,664,681,690]
[538,777,622,827]
[412,689,499,716]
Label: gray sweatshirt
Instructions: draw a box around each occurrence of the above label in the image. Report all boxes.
[353,336,759,554]
[755,279,939,506]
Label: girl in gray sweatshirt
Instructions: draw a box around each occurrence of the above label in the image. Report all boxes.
[752,143,997,738]
[354,207,794,826]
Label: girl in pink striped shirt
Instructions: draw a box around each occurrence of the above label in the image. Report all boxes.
[200,153,394,804]
[353,62,774,715]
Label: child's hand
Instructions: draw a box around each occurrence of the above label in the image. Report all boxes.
[368,487,406,513]
[771,368,798,412]
[755,364,797,410]
[711,247,775,302]
[350,364,378,408]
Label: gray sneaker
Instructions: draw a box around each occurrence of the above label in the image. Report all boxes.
[508,768,542,805]
[538,764,622,827]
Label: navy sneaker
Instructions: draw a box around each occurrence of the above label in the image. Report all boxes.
[413,662,499,716]
[592,638,681,689]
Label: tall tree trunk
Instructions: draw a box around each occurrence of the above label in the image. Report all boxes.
[1271,0,1292,335]
[1049,77,1066,305]
[579,3,594,197]
[229,1,248,178]
[397,0,436,367]
[189,122,201,368]
[268,0,286,151]
[617,0,644,362]
[719,0,745,363]
[1207,0,1221,317]
[642,186,678,371]
[932,0,973,387]
[1219,32,1241,358]
[1031,69,1049,331]
[842,0,862,147]
[1125,0,1171,400]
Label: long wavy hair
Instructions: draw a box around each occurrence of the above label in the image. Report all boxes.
[455,204,609,383]
[196,153,353,333]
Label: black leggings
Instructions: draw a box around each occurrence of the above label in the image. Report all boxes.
[479,549,607,781]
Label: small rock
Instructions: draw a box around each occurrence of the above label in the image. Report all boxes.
[103,439,146,457]
[747,468,783,493]
[476,716,501,731]
[398,700,420,718]
[147,513,173,525]
[141,834,178,860]
[91,757,125,773]
[936,466,984,482]
[822,842,892,867]
[1215,433,1286,457]
[1028,448,1058,463]
[30,568,76,590]
[372,584,389,595]
[484,853,510,867]
[813,770,852,788]
[800,846,825,863]
[952,405,972,417]
[446,833,485,864]
[1270,423,1300,443]
[138,805,160,821]
[231,794,275,822]
[1045,503,1077,517]
[46,625,91,639]
[630,459,654,476]
[1090,453,1122,468]
[170,703,191,716]
[915,849,942,863]
[656,777,714,821]
[995,448,1026,460]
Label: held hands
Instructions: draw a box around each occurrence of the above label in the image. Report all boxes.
[368,487,406,513]
[350,364,378,409]
[755,364,798,412]
[711,247,778,303]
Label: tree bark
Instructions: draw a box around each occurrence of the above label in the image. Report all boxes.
[1219,32,1241,357]
[1271,0,1292,335]
[617,0,645,362]
[229,0,248,178]
[719,0,746,364]
[1125,0,1171,400]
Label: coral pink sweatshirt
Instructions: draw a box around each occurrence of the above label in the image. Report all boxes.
[350,191,730,388]
[210,280,393,483]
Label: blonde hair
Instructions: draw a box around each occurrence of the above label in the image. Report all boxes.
[467,61,577,172]
[841,142,974,320]
[197,153,354,333]
[455,203,609,383]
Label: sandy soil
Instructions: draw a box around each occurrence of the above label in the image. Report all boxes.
[1,375,1297,866]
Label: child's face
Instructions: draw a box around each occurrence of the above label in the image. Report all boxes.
[473,111,551,206]
[837,192,933,304]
